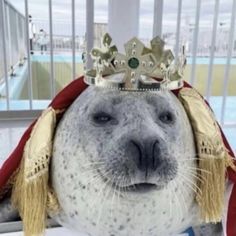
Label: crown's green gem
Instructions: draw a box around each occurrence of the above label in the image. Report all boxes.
[128,57,139,69]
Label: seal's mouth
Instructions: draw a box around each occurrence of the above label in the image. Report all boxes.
[97,169,164,193]
[119,183,163,193]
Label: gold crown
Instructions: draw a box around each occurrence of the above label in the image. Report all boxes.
[84,33,186,91]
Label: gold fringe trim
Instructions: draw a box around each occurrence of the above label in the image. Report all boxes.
[196,138,226,223]
[11,107,59,236]
[196,151,235,223]
[12,158,48,236]
[178,87,236,223]
[47,187,61,217]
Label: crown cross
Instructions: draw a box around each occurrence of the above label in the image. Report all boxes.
[111,38,157,88]
[90,33,118,75]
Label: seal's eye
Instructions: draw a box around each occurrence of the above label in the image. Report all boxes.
[93,112,113,124]
[159,111,174,124]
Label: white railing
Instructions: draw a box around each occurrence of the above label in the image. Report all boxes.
[0,1,26,80]
[0,0,236,129]
[221,0,236,125]
[0,0,27,109]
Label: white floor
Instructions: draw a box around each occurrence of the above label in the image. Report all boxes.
[1,227,86,236]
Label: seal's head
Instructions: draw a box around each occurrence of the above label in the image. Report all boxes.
[52,86,199,236]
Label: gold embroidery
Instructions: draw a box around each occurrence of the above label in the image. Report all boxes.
[179,87,235,223]
[11,107,60,236]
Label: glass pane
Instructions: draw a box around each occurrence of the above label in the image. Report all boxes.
[75,0,86,78]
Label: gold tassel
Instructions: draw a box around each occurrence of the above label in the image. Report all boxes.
[47,187,61,217]
[178,88,236,223]
[12,160,48,236]
[195,134,227,223]
[11,107,57,236]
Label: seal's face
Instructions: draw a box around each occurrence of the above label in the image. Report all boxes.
[52,87,199,236]
[80,88,179,192]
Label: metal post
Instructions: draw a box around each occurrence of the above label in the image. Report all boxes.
[49,0,55,97]
[86,0,94,69]
[6,6,13,70]
[153,0,163,37]
[24,0,33,109]
[0,0,10,110]
[175,0,182,58]
[221,0,236,125]
[72,0,76,80]
[190,0,201,86]
[205,0,219,101]
[108,0,140,51]
[16,13,20,56]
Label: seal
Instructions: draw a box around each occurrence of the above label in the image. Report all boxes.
[0,86,224,236]
[51,86,211,236]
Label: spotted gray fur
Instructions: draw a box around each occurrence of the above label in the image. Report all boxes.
[0,85,224,235]
[51,86,210,236]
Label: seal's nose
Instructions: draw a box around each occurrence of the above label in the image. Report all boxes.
[129,138,162,176]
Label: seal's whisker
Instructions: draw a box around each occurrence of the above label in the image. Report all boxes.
[80,164,107,173]
[113,175,123,213]
[175,181,185,219]
[114,174,128,212]
[178,172,198,189]
[81,169,108,186]
[184,169,207,183]
[84,169,113,218]
[168,187,173,219]
[119,175,130,201]
[81,160,107,168]
[122,176,132,200]
[177,152,215,160]
[84,175,102,187]
[96,186,111,233]
[81,166,108,175]
[88,169,114,207]
[80,168,104,179]
[94,168,115,186]
[170,181,183,219]
[94,176,111,216]
[177,172,200,195]
[110,173,122,219]
[81,165,108,175]
[120,175,127,198]
[114,175,122,208]
[95,175,116,228]
[80,170,103,182]
[175,178,189,214]
[80,165,112,184]
[178,158,203,162]
[81,175,99,187]
[80,166,107,176]
[184,166,212,175]
[179,169,205,184]
[85,176,106,220]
